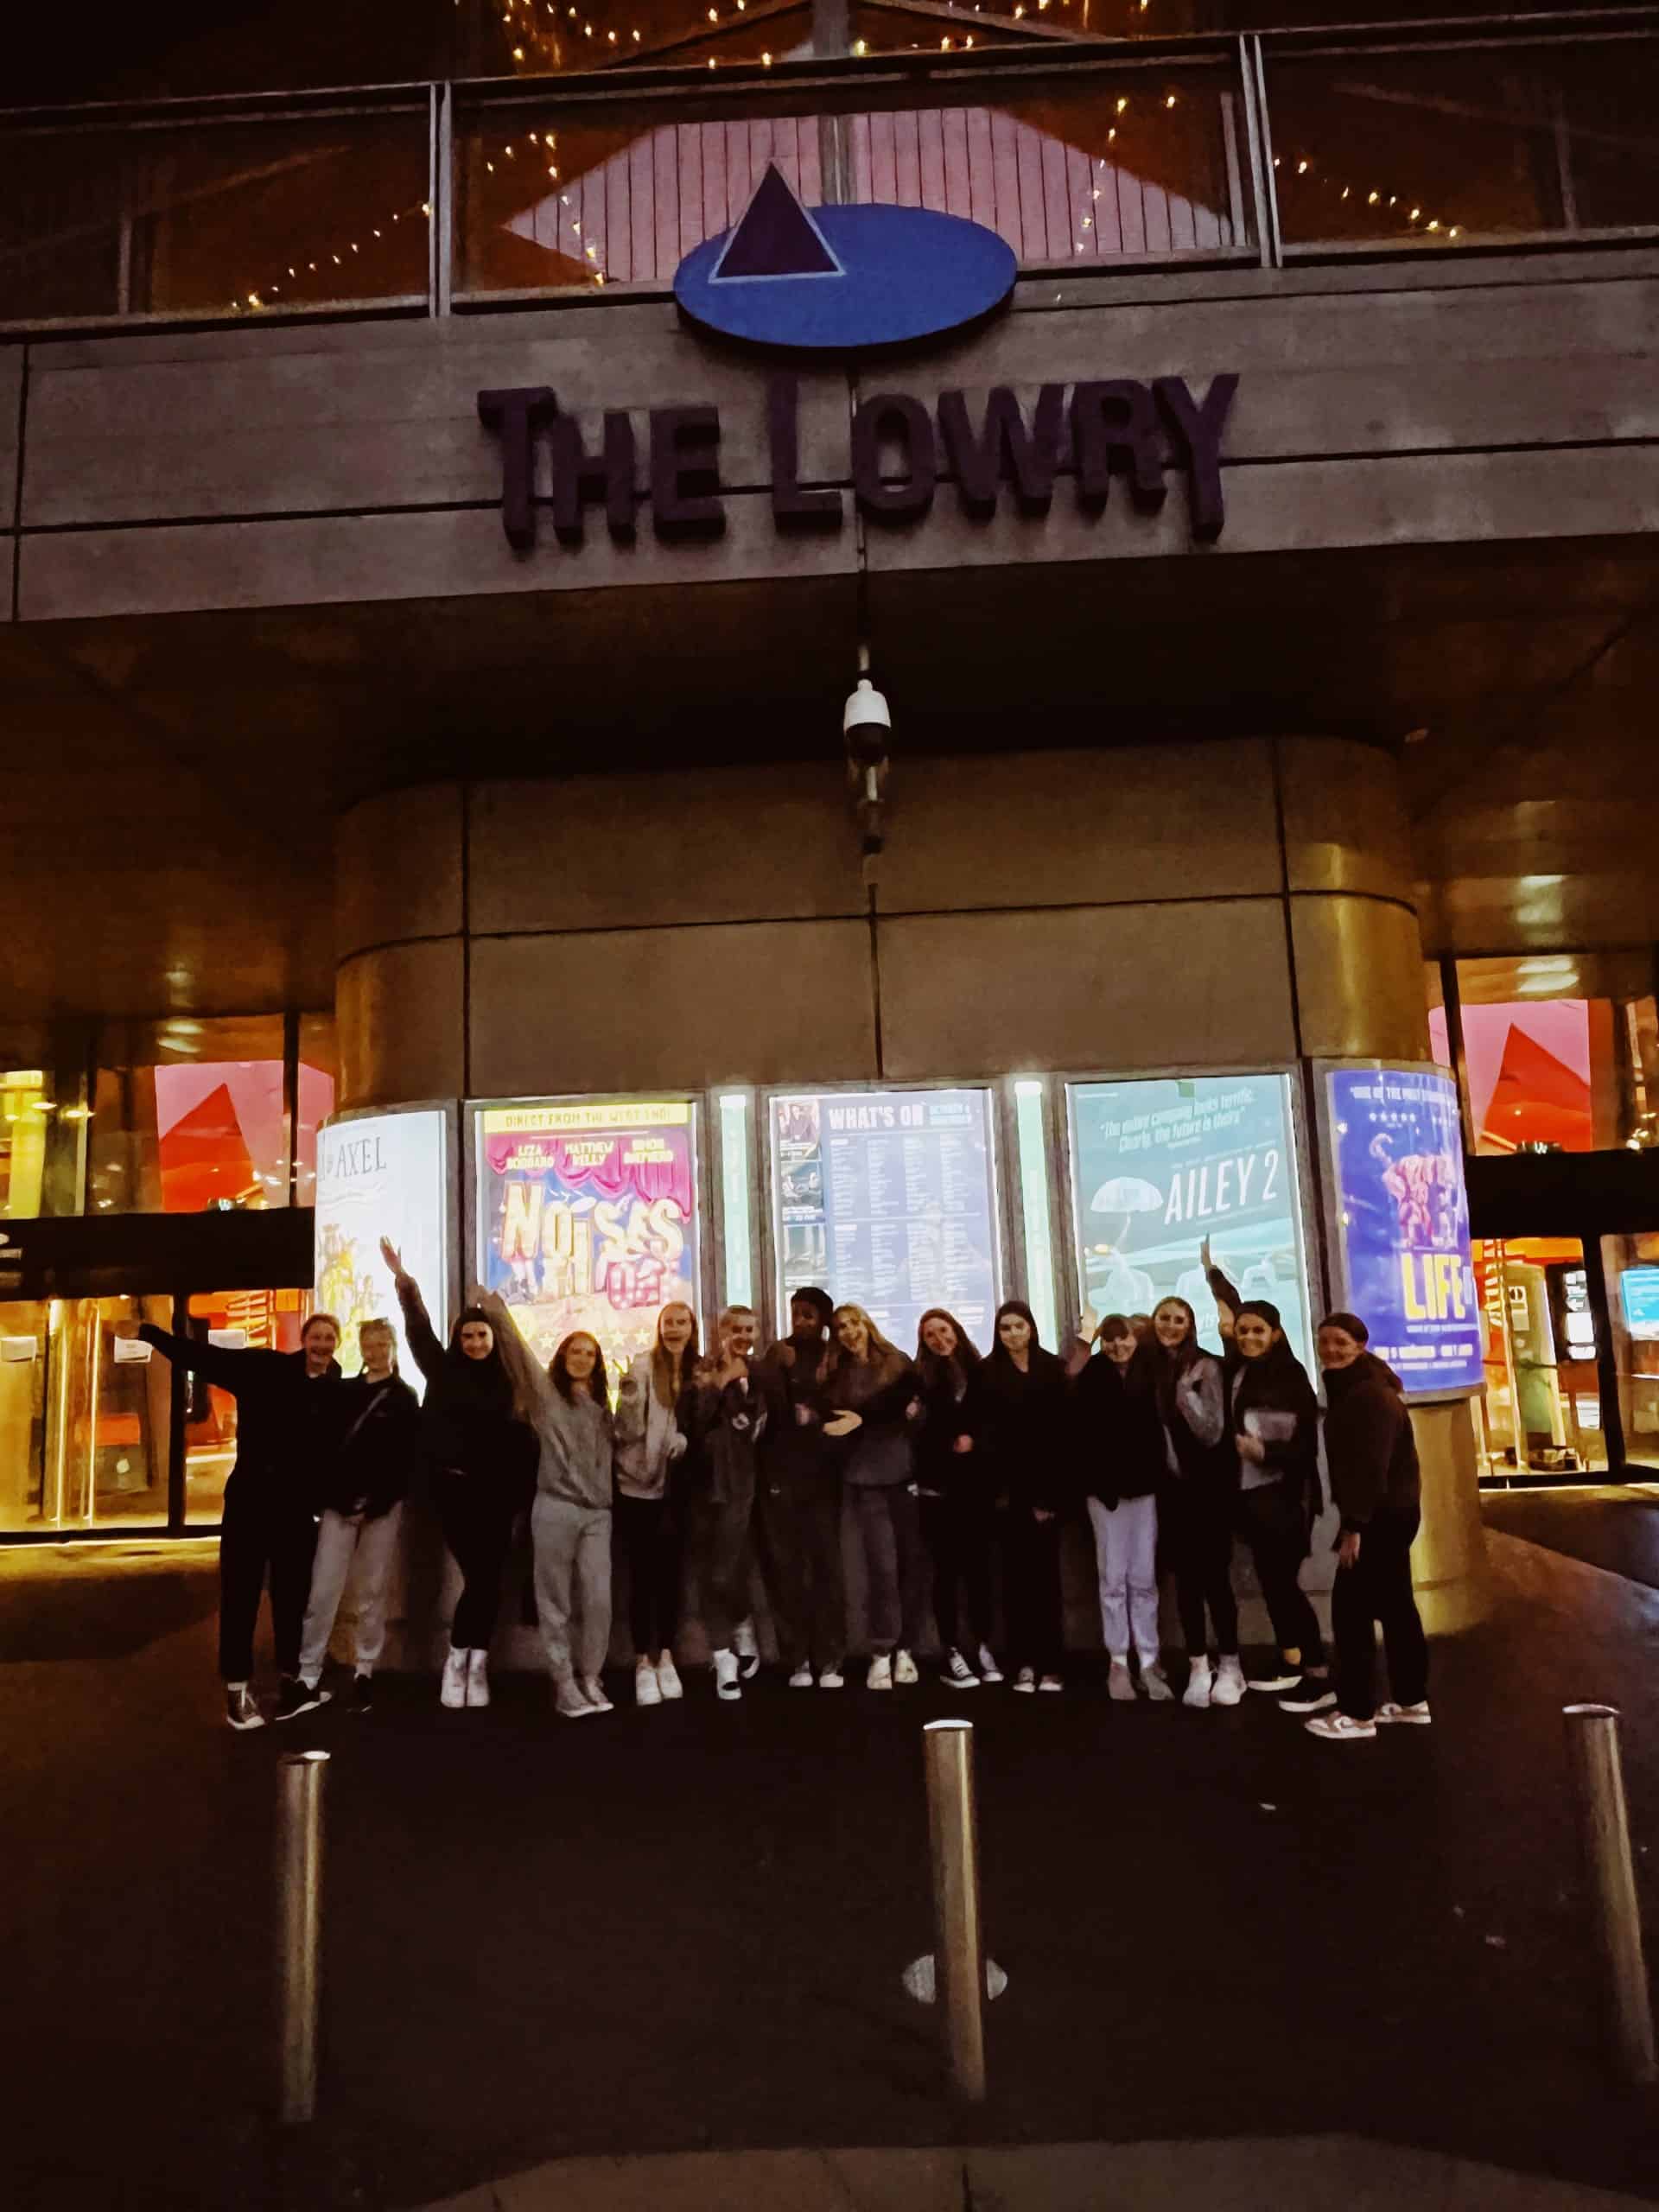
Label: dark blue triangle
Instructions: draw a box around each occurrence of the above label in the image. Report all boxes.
[714,164,840,280]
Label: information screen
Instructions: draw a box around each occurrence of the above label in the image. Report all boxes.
[474,1099,700,1385]
[1327,1065,1482,1395]
[1068,1072,1311,1365]
[315,1108,449,1389]
[770,1089,1001,1355]
[1619,1267,1659,1342]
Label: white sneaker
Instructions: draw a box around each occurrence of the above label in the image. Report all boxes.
[818,1668,845,1689]
[656,1655,683,1701]
[635,1657,663,1707]
[734,1618,760,1680]
[1013,1666,1037,1694]
[1211,1656,1245,1708]
[868,1654,893,1691]
[555,1680,594,1719]
[581,1675,613,1713]
[441,1649,469,1708]
[1142,1662,1174,1703]
[788,1664,814,1689]
[977,1644,1004,1686]
[1249,1669,1303,1695]
[1183,1659,1213,1710]
[1108,1658,1137,1702]
[893,1649,919,1686]
[943,1649,980,1689]
[714,1648,742,1702]
[225,1684,265,1731]
[1038,1673,1063,1694]
[1376,1700,1433,1726]
[1306,1713,1377,1742]
[466,1649,491,1708]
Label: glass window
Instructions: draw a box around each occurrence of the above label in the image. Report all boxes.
[0,1295,177,1533]
[1471,1237,1606,1481]
[1601,1236,1659,1471]
[296,1014,340,1209]
[1425,963,1452,1070]
[0,109,429,325]
[0,1302,49,1533]
[717,1092,754,1313]
[1455,954,1657,1154]
[89,1016,289,1215]
[1014,1080,1058,1353]
[1067,1071,1313,1370]
[1,1071,54,1218]
[181,1288,316,1524]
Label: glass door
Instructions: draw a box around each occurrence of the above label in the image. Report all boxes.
[1471,1237,1608,1483]
[40,1295,175,1529]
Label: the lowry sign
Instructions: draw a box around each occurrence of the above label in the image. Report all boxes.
[477,163,1237,555]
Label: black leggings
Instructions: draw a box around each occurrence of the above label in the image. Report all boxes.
[1334,1507,1427,1720]
[1003,1507,1064,1676]
[1163,1482,1239,1658]
[920,1491,995,1653]
[614,1491,683,1658]
[218,1478,317,1682]
[439,1471,519,1651]
[1238,1481,1325,1666]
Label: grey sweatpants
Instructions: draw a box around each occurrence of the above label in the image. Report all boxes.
[298,1504,402,1687]
[531,1494,613,1686]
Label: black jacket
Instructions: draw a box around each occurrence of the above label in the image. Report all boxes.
[913,1355,986,1503]
[1230,1342,1321,1515]
[677,1357,771,1508]
[758,1335,838,1492]
[822,1348,919,1489]
[395,1279,537,1503]
[1070,1355,1164,1509]
[1323,1352,1421,1531]
[137,1325,343,1509]
[327,1372,422,1519]
[976,1349,1071,1515]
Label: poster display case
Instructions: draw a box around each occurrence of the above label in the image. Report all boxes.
[314,1104,453,1387]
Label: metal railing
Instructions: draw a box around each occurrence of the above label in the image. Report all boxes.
[2,11,1657,334]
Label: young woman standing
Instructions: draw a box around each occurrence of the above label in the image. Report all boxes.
[1227,1300,1332,1711]
[825,1304,925,1691]
[477,1292,617,1720]
[383,1243,537,1710]
[295,1317,422,1713]
[1071,1314,1171,1700]
[755,1288,847,1690]
[678,1306,768,1702]
[978,1300,1070,1694]
[1305,1312,1429,1742]
[1146,1295,1242,1710]
[613,1302,696,1707]
[913,1309,999,1689]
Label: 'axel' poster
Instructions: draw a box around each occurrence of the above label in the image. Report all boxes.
[476,1100,700,1387]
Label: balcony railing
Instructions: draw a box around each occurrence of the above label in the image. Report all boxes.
[1,11,1657,333]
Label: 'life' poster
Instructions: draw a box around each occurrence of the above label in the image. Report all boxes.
[1327,1066,1482,1395]
[476,1100,700,1387]
[1068,1073,1311,1364]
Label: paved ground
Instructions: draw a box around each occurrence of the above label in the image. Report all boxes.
[7,1526,1659,2212]
[1484,1482,1659,1590]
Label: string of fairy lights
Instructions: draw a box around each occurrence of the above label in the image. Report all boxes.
[1272,149,1464,241]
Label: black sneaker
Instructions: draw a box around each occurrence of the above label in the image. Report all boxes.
[275,1676,332,1722]
[226,1685,265,1731]
[1279,1676,1338,1714]
[348,1673,374,1713]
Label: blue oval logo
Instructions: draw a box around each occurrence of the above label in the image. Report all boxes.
[675,164,1017,354]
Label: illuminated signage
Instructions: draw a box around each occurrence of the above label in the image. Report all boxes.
[315,1107,449,1389]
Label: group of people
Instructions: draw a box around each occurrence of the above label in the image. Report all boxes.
[124,1242,1430,1747]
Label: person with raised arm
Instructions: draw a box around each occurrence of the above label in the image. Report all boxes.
[1145,1294,1242,1710]
[613,1301,696,1707]
[116,1306,346,1729]
[294,1316,423,1714]
[472,1286,617,1720]
[380,1240,537,1711]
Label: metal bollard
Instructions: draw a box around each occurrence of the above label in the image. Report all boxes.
[276,1749,329,2125]
[1564,1704,1658,2087]
[923,1719,987,2104]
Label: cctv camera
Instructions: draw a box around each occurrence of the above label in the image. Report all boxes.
[843,677,891,769]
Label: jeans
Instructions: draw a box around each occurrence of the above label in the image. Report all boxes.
[1085,1492,1160,1666]
[1163,1480,1239,1658]
[297,1503,403,1686]
[1333,1507,1427,1721]
[919,1491,995,1654]
[687,1459,756,1652]
[1238,1480,1325,1668]
[1003,1506,1064,1676]
[436,1470,521,1651]
[531,1495,613,1687]
[217,1478,318,1684]
[849,1482,927,1656]
[614,1492,683,1661]
[753,1475,845,1673]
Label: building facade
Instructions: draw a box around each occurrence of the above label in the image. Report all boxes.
[6,2,1659,1654]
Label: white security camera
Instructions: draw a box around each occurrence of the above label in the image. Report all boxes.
[843,676,891,858]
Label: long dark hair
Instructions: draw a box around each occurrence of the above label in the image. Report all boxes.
[445,1305,522,1418]
[915,1307,983,1383]
[550,1330,611,1413]
[986,1298,1048,1375]
[1141,1294,1211,1424]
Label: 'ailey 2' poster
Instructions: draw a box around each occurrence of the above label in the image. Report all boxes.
[1326,1066,1482,1395]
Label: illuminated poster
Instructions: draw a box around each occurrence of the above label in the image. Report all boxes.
[770,1089,999,1353]
[476,1100,699,1385]
[315,1108,450,1388]
[1327,1065,1482,1395]
[1068,1074,1311,1364]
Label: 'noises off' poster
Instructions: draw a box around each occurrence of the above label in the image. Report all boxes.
[1068,1075,1311,1364]
[477,1101,699,1384]
[1327,1066,1482,1395]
